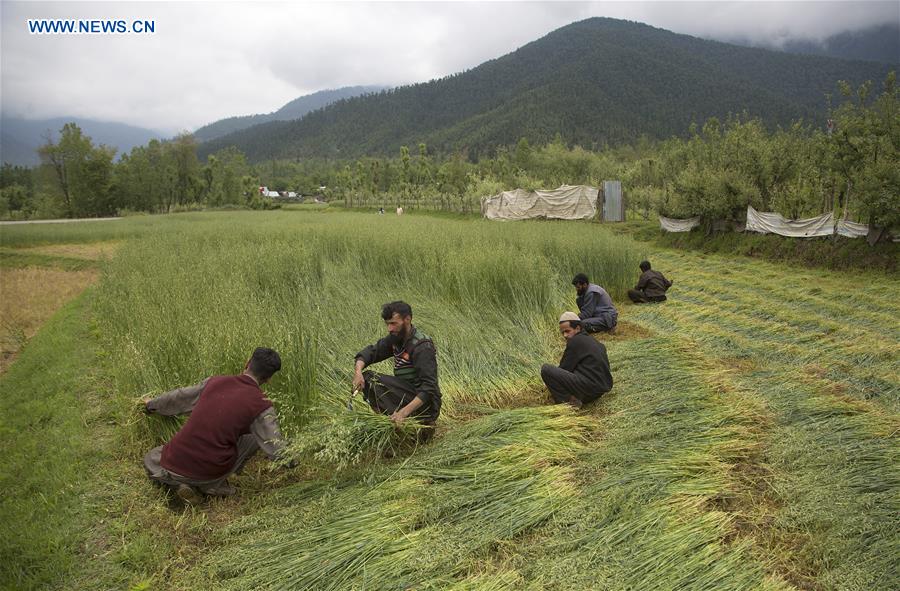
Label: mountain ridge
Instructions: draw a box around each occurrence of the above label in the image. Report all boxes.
[191,85,388,142]
[198,17,895,162]
[0,116,164,167]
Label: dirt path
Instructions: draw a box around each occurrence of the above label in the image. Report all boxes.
[0,217,121,225]
[0,267,98,372]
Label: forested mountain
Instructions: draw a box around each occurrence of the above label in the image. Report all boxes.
[765,23,900,64]
[198,18,895,162]
[0,115,163,166]
[192,85,387,142]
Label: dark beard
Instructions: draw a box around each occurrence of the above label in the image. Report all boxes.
[387,330,405,346]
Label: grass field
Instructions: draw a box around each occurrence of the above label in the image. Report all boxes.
[1,210,897,590]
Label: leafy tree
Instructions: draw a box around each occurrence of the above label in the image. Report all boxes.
[205,147,251,206]
[0,164,36,217]
[831,72,899,228]
[37,123,116,217]
[169,133,201,207]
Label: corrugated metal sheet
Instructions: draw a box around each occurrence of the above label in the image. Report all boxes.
[602,180,624,222]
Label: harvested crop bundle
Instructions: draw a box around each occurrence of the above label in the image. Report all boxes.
[202,406,586,590]
[278,398,422,471]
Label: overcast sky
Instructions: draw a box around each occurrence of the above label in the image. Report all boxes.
[2,1,897,134]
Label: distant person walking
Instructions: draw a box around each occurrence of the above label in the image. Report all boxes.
[572,273,618,333]
[540,312,613,409]
[142,348,288,504]
[628,260,672,303]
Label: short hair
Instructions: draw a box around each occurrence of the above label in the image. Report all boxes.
[572,273,589,286]
[248,347,282,382]
[381,300,412,320]
[565,319,582,328]
[640,260,651,272]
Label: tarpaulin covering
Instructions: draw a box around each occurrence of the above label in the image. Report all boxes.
[481,185,597,221]
[659,215,700,232]
[836,219,869,238]
[745,206,834,238]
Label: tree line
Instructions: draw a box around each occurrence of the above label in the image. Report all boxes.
[1,126,270,219]
[2,74,896,230]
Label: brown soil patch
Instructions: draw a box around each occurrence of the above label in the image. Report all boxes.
[802,364,828,379]
[591,319,655,342]
[721,356,757,373]
[21,241,121,260]
[0,266,97,372]
[801,364,889,415]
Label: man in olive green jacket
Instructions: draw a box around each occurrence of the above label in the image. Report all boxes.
[352,301,441,442]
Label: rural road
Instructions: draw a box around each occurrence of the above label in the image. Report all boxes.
[0,217,121,225]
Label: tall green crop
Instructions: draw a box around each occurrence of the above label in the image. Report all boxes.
[93,210,642,437]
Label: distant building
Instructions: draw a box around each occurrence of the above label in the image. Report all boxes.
[259,186,301,200]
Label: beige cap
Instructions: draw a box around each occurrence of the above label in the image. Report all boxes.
[559,311,580,324]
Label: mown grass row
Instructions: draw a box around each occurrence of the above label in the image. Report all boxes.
[498,336,791,591]
[626,249,899,589]
[735,367,898,589]
[642,251,900,413]
[188,407,589,590]
[651,297,898,412]
[656,250,900,340]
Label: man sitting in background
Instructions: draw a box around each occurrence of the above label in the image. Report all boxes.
[572,273,618,333]
[142,347,287,504]
[540,312,613,409]
[628,260,672,303]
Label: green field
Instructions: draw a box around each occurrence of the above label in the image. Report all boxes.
[1,210,897,590]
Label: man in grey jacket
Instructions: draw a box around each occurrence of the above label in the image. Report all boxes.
[572,273,618,333]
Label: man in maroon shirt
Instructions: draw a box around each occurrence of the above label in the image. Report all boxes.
[142,348,287,504]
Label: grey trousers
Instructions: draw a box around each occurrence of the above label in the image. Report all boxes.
[143,435,260,496]
[540,364,606,405]
[581,311,617,333]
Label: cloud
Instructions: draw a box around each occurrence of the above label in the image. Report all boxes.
[1,1,896,134]
[254,2,590,90]
[626,1,900,46]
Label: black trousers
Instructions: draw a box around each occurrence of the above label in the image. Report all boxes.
[628,289,666,304]
[362,371,435,442]
[540,364,607,405]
